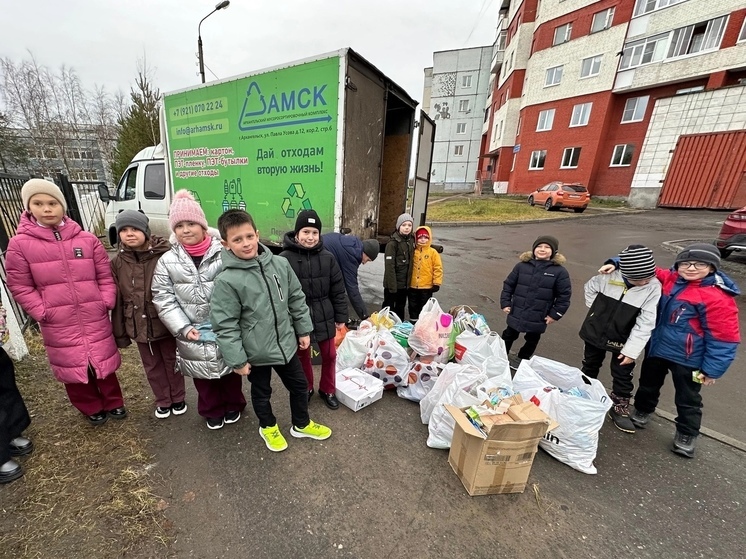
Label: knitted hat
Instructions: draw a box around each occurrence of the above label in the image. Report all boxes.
[169,190,208,231]
[21,178,67,213]
[415,227,430,240]
[619,244,656,280]
[396,213,414,230]
[294,209,322,234]
[362,239,379,261]
[674,243,720,272]
[115,209,150,241]
[533,235,559,257]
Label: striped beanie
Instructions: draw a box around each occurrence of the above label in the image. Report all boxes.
[619,245,656,280]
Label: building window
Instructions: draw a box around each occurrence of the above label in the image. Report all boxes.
[458,99,470,112]
[454,145,464,156]
[462,74,473,87]
[591,8,615,33]
[545,65,563,87]
[621,96,649,123]
[620,34,668,70]
[633,0,687,18]
[495,121,504,139]
[570,103,592,127]
[553,23,572,46]
[536,109,555,131]
[739,19,746,42]
[611,144,635,166]
[456,122,467,134]
[580,55,602,78]
[529,150,547,170]
[676,85,705,94]
[667,16,728,58]
[561,147,581,169]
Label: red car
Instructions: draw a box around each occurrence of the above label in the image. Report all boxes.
[716,206,746,258]
[528,182,590,213]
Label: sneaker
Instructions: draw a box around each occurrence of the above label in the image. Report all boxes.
[629,407,651,428]
[206,417,224,430]
[171,402,188,415]
[291,420,332,440]
[672,431,697,458]
[108,406,128,420]
[508,355,522,371]
[155,406,171,419]
[259,425,288,452]
[224,411,241,424]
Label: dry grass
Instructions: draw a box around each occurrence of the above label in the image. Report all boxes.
[426,195,575,223]
[0,332,170,558]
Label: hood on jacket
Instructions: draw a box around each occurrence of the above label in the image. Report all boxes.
[15,211,82,240]
[520,250,566,265]
[282,230,324,254]
[415,225,433,249]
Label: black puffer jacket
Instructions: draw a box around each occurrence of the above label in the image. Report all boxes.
[279,232,348,342]
[500,251,572,334]
[383,231,414,291]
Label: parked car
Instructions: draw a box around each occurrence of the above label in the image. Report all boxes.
[716,206,746,258]
[528,182,590,213]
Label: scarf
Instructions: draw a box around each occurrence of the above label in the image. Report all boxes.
[182,234,212,257]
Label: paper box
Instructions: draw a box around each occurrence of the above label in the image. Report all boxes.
[335,368,384,412]
[446,404,550,496]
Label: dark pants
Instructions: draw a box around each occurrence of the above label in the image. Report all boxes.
[0,348,31,464]
[634,357,703,436]
[382,288,408,322]
[581,343,635,399]
[64,366,124,415]
[192,373,247,420]
[408,288,432,321]
[502,326,542,360]
[137,337,184,408]
[298,337,336,394]
[247,354,310,429]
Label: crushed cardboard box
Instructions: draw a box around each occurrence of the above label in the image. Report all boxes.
[335,368,384,412]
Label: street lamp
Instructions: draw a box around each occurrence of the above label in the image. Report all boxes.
[198,0,230,84]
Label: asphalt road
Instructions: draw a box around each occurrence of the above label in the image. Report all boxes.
[154,208,746,559]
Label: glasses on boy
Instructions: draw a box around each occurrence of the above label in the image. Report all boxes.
[677,261,710,270]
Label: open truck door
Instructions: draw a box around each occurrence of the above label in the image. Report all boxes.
[411,111,435,226]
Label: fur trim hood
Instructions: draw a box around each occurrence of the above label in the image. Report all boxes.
[520,250,566,265]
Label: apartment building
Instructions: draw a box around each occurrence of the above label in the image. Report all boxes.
[479,0,746,207]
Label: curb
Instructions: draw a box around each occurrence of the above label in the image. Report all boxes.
[428,209,648,228]
[654,408,746,453]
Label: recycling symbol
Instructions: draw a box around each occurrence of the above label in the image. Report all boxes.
[282,183,312,218]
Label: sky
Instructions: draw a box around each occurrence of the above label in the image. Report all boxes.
[0,0,498,106]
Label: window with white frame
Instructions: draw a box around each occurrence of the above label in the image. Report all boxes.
[462,74,473,87]
[580,55,602,78]
[591,8,615,33]
[561,147,581,169]
[536,109,555,131]
[570,103,592,127]
[739,19,746,42]
[611,144,634,166]
[553,23,572,46]
[634,0,687,18]
[458,99,470,111]
[667,16,728,58]
[545,65,563,86]
[620,34,668,70]
[456,122,467,134]
[453,144,464,156]
[529,150,547,170]
[621,96,649,123]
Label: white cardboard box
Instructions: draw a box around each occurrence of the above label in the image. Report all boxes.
[335,368,384,412]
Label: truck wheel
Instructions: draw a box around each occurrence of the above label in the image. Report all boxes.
[528,196,534,206]
[544,199,553,211]
[108,227,118,247]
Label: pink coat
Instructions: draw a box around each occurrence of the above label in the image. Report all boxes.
[6,212,121,383]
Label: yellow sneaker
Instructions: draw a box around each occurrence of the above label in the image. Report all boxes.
[290,420,332,440]
[259,425,288,452]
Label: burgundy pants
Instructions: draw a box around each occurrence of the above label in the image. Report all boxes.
[137,337,184,408]
[64,366,124,415]
[192,373,247,420]
[298,337,337,394]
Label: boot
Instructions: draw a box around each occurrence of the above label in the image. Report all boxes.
[672,431,697,458]
[609,393,636,434]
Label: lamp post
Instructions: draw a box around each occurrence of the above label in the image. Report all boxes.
[198,0,230,84]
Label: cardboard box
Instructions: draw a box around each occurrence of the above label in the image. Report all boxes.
[335,368,384,412]
[446,404,550,496]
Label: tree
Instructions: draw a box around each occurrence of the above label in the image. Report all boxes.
[0,112,29,173]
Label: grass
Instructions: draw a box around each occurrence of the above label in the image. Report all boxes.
[426,195,575,223]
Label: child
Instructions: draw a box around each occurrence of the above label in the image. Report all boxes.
[111,210,186,419]
[6,179,125,425]
[628,244,739,457]
[210,209,332,452]
[383,213,414,320]
[279,210,348,410]
[580,245,661,433]
[151,191,246,430]
[408,226,443,320]
[500,235,571,366]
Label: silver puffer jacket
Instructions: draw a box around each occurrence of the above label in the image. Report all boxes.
[151,232,232,379]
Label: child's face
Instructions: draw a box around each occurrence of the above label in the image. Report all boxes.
[416,232,430,246]
[222,223,259,260]
[534,243,552,260]
[296,227,320,249]
[119,227,148,249]
[677,261,713,281]
[628,277,652,286]
[399,221,413,236]
[174,221,206,245]
[28,194,64,226]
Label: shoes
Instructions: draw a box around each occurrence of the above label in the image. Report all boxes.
[630,407,651,428]
[319,391,339,410]
[206,417,224,430]
[508,355,522,371]
[224,411,241,424]
[87,411,108,426]
[308,389,314,403]
[0,459,23,484]
[260,425,288,452]
[171,402,188,415]
[609,393,635,434]
[672,431,698,458]
[291,420,332,440]
[9,437,34,457]
[108,406,128,420]
[155,407,171,419]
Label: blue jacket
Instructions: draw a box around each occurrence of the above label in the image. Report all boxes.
[321,232,367,319]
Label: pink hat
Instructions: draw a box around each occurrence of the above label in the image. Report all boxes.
[169,190,208,231]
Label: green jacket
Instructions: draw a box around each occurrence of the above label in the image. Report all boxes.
[383,231,414,292]
[210,244,313,368]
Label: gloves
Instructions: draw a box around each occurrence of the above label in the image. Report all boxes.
[431,285,440,293]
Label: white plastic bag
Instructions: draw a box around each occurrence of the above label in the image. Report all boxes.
[409,298,453,359]
[513,356,612,475]
[362,328,411,388]
[397,361,442,402]
[336,320,376,371]
[419,363,481,424]
[454,331,511,386]
[426,367,487,449]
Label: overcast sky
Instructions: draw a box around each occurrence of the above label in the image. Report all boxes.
[0,0,497,106]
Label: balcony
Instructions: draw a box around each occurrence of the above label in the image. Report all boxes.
[491,30,508,74]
